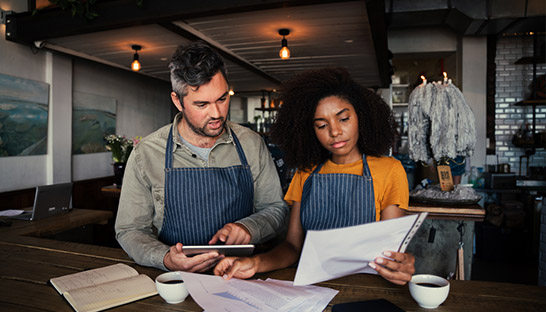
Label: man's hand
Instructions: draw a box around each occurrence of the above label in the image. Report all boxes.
[368,251,415,285]
[209,223,251,245]
[163,243,224,272]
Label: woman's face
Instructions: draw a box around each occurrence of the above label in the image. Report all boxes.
[313,96,361,164]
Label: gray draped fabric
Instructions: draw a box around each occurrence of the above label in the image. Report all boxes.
[408,81,476,162]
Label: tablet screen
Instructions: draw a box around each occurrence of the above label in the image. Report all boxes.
[182,244,255,257]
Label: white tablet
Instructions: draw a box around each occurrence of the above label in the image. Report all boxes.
[182,244,255,257]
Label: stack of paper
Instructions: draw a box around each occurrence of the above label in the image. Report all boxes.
[294,213,427,285]
[179,272,338,312]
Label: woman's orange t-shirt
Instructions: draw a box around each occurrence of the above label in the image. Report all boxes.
[284,156,409,221]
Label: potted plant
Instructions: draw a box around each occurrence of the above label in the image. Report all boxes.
[104,134,140,186]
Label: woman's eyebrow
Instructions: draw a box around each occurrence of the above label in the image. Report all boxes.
[336,108,349,116]
[314,108,349,121]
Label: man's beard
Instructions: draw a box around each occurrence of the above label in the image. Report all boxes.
[185,115,226,138]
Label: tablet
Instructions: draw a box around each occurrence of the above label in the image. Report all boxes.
[182,244,255,257]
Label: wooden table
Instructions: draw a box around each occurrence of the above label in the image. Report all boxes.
[1,234,544,311]
[100,185,121,198]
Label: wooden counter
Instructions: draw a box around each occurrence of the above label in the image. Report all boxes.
[102,184,485,222]
[0,234,544,311]
[0,209,113,238]
[407,201,485,221]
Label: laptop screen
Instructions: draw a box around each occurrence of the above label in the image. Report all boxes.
[30,182,73,220]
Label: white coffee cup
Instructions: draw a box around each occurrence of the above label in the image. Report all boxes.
[155,271,189,304]
[409,274,450,309]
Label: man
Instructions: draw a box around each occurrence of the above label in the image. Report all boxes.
[115,41,288,272]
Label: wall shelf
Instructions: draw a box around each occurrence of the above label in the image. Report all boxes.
[514,56,546,65]
[255,107,278,112]
[514,99,546,106]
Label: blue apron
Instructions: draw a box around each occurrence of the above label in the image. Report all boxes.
[300,155,376,231]
[159,126,254,245]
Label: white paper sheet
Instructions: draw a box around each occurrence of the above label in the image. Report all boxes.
[0,209,24,217]
[293,213,427,286]
[179,272,338,312]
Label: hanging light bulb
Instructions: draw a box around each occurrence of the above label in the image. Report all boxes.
[278,29,290,60]
[131,45,141,72]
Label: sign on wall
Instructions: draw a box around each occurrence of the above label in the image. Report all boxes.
[72,92,116,154]
[0,73,49,157]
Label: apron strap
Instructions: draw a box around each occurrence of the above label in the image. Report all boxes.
[165,126,175,169]
[310,154,371,176]
[230,130,249,167]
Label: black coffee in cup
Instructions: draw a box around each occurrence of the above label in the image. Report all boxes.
[164,280,184,284]
[416,282,441,288]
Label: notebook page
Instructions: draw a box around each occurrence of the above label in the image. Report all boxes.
[50,263,138,294]
[63,274,157,312]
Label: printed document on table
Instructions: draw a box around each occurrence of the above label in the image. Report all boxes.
[293,213,427,286]
[178,272,338,312]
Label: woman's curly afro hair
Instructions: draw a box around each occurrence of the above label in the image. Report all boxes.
[270,67,396,171]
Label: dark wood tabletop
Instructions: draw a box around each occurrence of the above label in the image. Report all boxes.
[1,232,544,311]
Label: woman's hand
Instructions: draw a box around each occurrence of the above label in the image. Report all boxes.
[214,256,260,280]
[369,250,415,285]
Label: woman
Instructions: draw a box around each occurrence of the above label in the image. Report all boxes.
[214,68,414,285]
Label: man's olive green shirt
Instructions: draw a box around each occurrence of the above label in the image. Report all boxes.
[115,113,288,270]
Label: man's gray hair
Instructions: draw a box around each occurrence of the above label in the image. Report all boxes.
[168,41,228,100]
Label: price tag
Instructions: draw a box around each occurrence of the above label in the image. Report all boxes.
[437,165,454,191]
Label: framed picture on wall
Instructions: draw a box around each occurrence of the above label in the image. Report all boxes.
[72,92,116,155]
[0,73,49,157]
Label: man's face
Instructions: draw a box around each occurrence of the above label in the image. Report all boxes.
[172,72,230,141]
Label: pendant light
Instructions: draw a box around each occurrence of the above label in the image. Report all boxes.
[278,29,290,60]
[131,45,141,71]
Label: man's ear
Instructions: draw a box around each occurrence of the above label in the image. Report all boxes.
[171,92,183,111]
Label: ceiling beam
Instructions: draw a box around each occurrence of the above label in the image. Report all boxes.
[5,0,355,44]
[158,22,281,87]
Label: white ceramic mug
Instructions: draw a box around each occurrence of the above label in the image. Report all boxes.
[409,274,450,309]
[155,271,189,304]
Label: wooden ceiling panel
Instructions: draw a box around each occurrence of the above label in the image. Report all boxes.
[8,1,387,93]
[181,1,380,89]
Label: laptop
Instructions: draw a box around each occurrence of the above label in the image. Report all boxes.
[12,182,73,221]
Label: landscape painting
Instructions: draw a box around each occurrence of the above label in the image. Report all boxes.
[72,92,116,154]
[0,73,49,157]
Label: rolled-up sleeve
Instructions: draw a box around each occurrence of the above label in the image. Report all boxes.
[115,146,170,271]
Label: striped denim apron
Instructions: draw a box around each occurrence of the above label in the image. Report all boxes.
[300,155,375,231]
[159,126,254,245]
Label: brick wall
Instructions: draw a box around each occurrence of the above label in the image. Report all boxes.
[538,197,546,286]
[495,35,546,176]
